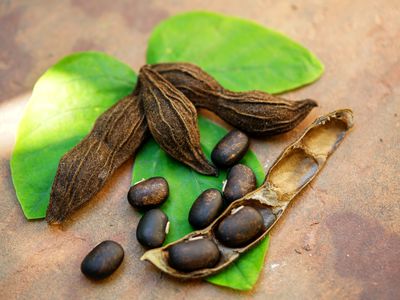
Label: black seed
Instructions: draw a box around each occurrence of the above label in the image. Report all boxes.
[188,189,224,229]
[136,209,168,248]
[223,164,257,204]
[81,240,124,280]
[211,130,249,168]
[168,238,220,272]
[128,177,169,210]
[216,206,264,248]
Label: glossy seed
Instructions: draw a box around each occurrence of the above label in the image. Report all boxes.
[128,177,169,210]
[223,164,257,204]
[81,240,124,280]
[188,189,224,229]
[216,206,264,248]
[168,238,220,272]
[211,130,249,168]
[136,209,168,248]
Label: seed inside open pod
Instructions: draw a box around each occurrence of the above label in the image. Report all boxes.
[168,238,220,272]
[215,206,264,248]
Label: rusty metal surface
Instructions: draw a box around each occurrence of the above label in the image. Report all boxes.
[0,0,399,299]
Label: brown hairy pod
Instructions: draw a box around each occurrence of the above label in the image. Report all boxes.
[152,62,317,136]
[138,66,217,176]
[46,93,148,224]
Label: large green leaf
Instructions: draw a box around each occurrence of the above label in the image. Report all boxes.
[11,52,136,219]
[132,116,267,290]
[147,11,324,94]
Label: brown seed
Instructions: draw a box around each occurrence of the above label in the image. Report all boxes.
[138,66,217,176]
[136,209,169,248]
[128,177,169,210]
[188,189,224,229]
[81,240,124,280]
[216,206,264,248]
[152,62,317,136]
[168,238,220,272]
[211,129,249,168]
[223,164,257,204]
[46,93,148,224]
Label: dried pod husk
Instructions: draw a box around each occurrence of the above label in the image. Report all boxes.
[141,109,354,278]
[152,62,317,136]
[46,94,148,224]
[138,66,217,176]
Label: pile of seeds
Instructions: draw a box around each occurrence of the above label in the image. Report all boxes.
[80,128,258,279]
[133,129,278,274]
[80,109,353,280]
[132,129,255,250]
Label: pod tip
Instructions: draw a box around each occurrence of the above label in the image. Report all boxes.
[305,99,318,108]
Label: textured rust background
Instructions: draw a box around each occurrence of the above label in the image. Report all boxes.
[0,1,399,299]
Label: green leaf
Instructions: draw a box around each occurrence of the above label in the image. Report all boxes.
[11,52,136,219]
[147,11,324,93]
[132,116,267,290]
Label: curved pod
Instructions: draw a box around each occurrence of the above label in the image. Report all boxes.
[141,109,354,278]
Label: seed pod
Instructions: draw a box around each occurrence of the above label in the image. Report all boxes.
[152,62,317,136]
[223,164,257,204]
[150,62,223,98]
[128,177,169,210]
[216,206,264,248]
[141,109,354,279]
[211,129,249,168]
[206,91,317,136]
[168,238,220,272]
[188,189,224,229]
[136,209,169,248]
[81,240,124,280]
[46,94,148,224]
[138,66,217,176]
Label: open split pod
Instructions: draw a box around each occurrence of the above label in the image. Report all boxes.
[140,109,354,278]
